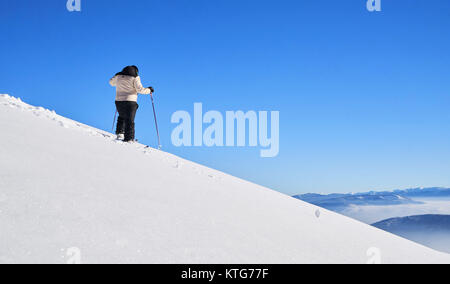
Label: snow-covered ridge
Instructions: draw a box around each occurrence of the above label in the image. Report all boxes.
[0,94,113,137]
[0,95,449,264]
[0,94,217,174]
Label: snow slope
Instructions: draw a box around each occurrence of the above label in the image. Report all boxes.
[0,94,449,264]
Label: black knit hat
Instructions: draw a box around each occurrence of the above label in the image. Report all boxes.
[116,65,139,77]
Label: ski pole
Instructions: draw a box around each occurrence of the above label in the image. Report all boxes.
[112,110,118,132]
[150,94,162,149]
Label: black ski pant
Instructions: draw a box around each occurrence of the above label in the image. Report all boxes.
[115,101,139,141]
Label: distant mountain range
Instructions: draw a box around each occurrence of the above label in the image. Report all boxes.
[373,215,450,254]
[391,187,450,198]
[373,215,450,232]
[293,187,450,210]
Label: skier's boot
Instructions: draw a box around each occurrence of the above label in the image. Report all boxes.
[123,122,135,143]
[116,133,125,140]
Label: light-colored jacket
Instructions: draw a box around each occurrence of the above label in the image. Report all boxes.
[109,75,151,102]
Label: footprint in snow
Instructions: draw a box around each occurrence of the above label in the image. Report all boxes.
[315,209,321,218]
[58,121,70,128]
[173,161,182,169]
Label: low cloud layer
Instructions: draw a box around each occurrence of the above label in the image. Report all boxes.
[338,198,450,224]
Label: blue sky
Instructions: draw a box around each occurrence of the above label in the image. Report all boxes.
[1,0,450,195]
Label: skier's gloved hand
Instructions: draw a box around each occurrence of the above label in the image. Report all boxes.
[148,87,155,93]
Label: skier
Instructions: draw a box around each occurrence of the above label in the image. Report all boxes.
[109,66,154,142]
